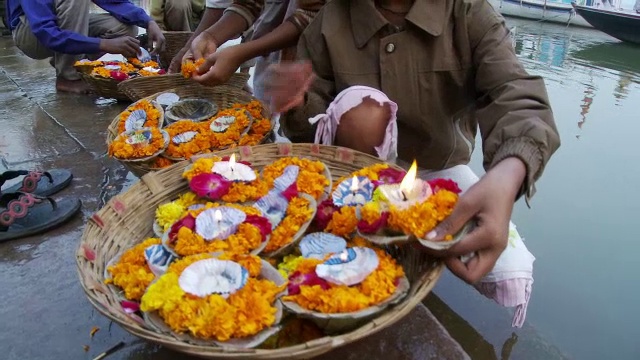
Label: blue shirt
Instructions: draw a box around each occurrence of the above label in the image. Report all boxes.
[7,0,151,55]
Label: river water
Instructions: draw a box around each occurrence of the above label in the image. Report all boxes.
[426,18,640,360]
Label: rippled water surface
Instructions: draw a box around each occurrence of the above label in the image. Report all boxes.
[429,18,640,360]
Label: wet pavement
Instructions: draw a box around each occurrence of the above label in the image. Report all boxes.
[0,35,469,359]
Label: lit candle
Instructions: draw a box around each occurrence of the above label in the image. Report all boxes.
[214,209,222,225]
[331,176,373,207]
[377,160,432,209]
[398,160,418,201]
[350,176,359,195]
[339,250,349,262]
[212,153,256,182]
[195,207,246,241]
[229,153,236,174]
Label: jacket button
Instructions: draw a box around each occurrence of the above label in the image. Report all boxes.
[385,43,395,53]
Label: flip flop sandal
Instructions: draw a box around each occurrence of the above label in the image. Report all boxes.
[0,192,82,242]
[0,169,73,197]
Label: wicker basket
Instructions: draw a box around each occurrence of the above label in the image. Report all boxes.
[77,143,444,360]
[118,72,250,102]
[107,85,274,177]
[159,31,192,68]
[81,72,131,101]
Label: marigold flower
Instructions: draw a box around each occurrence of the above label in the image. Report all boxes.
[108,127,165,160]
[282,247,404,313]
[264,196,315,253]
[117,100,162,134]
[325,206,358,237]
[140,254,284,341]
[262,157,330,201]
[105,237,161,302]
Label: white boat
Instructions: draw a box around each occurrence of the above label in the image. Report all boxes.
[487,0,597,27]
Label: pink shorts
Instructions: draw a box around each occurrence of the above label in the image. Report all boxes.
[308,86,399,162]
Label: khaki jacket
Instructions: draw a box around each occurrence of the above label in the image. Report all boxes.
[280,0,560,201]
[224,0,326,32]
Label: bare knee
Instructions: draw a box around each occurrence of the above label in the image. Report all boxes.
[335,96,391,156]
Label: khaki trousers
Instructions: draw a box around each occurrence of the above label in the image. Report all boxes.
[161,0,204,31]
[12,0,136,81]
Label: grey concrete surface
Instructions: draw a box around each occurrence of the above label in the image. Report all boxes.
[0,36,468,360]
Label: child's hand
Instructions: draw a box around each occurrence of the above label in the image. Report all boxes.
[192,46,245,86]
[424,157,527,284]
[263,61,315,113]
[190,31,218,60]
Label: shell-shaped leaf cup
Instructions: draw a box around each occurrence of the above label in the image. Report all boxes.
[165,98,219,124]
[416,220,475,250]
[281,276,410,334]
[113,128,170,163]
[260,193,318,259]
[143,259,286,349]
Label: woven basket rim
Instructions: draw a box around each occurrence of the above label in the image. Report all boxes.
[77,143,443,359]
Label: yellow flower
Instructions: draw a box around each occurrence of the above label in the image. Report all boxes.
[140,254,284,341]
[155,202,186,231]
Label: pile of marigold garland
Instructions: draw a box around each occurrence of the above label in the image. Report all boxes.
[104,156,461,348]
[107,92,272,164]
[74,57,166,81]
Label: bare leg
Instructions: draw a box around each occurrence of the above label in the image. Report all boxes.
[335,96,391,156]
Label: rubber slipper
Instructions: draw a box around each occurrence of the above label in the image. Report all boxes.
[0,169,73,197]
[0,192,82,242]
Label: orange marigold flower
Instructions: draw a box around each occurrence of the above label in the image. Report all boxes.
[387,189,458,238]
[164,120,212,159]
[117,99,162,134]
[150,156,175,169]
[264,196,315,253]
[108,127,166,160]
[262,157,330,201]
[207,108,252,150]
[181,58,205,78]
[105,237,161,301]
[170,203,264,256]
[325,206,358,237]
[283,247,404,313]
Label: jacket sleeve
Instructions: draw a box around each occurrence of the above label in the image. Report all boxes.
[467,0,560,202]
[94,0,151,28]
[280,15,336,142]
[286,0,326,32]
[223,0,264,29]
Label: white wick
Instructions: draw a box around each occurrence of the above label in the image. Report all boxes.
[339,251,348,262]
[214,209,222,224]
[229,153,236,173]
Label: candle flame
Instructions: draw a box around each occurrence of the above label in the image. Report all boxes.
[229,153,236,166]
[350,176,359,192]
[400,160,418,194]
[214,209,222,222]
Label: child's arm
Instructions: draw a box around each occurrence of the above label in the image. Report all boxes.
[192,0,327,85]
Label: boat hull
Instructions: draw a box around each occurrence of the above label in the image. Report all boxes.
[488,0,593,27]
[573,5,640,45]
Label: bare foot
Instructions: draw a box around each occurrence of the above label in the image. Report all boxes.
[55,78,93,94]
